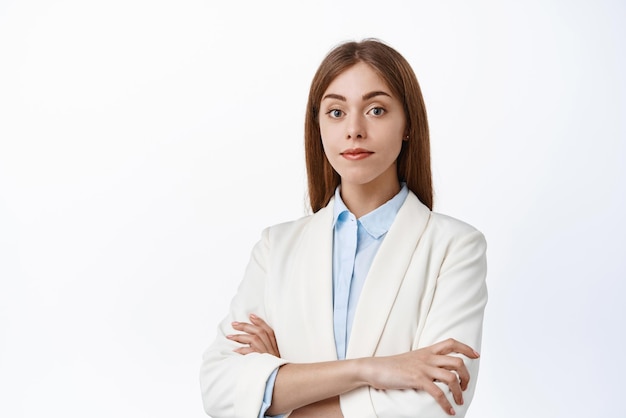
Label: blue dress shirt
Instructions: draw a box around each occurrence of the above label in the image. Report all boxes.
[259,184,409,417]
[331,184,409,359]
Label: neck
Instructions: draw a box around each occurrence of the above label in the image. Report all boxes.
[340,177,401,218]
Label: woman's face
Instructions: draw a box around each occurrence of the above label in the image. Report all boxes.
[319,62,406,193]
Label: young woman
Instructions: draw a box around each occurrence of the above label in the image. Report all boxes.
[200,39,488,418]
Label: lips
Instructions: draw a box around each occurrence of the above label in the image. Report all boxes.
[341,148,374,160]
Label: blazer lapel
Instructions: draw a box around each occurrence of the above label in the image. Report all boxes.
[286,201,338,361]
[346,192,431,358]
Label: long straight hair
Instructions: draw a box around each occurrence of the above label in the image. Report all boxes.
[304,39,433,212]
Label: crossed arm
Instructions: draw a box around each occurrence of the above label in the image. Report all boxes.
[229,315,479,417]
[202,222,488,417]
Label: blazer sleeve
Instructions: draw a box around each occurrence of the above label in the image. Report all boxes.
[341,228,488,418]
[199,228,288,418]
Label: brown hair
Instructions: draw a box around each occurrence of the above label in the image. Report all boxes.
[305,38,432,212]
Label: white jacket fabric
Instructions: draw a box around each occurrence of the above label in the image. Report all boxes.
[200,191,488,418]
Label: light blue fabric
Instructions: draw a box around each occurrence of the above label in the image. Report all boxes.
[259,183,408,416]
[331,184,408,359]
[258,368,282,418]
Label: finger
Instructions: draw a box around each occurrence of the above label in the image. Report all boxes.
[227,333,255,345]
[431,367,463,406]
[431,338,479,359]
[432,355,471,390]
[249,314,280,354]
[233,347,256,355]
[423,381,456,416]
[249,314,272,334]
[228,334,274,356]
[227,332,271,354]
[231,321,257,333]
[249,315,279,350]
[231,321,274,351]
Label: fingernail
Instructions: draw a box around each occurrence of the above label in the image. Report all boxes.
[232,321,239,326]
[250,314,257,319]
[226,335,233,339]
[473,350,480,357]
[450,407,456,415]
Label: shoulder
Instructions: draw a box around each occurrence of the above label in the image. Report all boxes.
[428,211,483,238]
[427,211,487,257]
[399,194,488,275]
[403,192,486,246]
[260,200,334,245]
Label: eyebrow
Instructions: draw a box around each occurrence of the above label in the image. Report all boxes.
[363,90,392,100]
[322,90,392,102]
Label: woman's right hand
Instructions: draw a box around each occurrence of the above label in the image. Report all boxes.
[226,314,281,357]
[362,338,480,416]
[228,319,477,417]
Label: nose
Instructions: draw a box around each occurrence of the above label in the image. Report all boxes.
[346,114,366,140]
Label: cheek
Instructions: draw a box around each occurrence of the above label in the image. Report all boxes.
[319,126,337,149]
[319,134,333,159]
[319,121,330,137]
[381,136,404,162]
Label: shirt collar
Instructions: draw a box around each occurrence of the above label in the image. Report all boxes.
[332,183,409,239]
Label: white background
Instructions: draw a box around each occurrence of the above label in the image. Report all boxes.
[1,0,624,417]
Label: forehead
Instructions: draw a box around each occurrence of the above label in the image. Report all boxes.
[324,62,392,96]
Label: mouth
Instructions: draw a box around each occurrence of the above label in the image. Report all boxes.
[340,148,374,160]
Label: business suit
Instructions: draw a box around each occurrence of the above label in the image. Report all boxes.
[200,191,488,418]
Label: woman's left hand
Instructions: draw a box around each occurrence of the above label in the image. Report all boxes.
[227,314,281,357]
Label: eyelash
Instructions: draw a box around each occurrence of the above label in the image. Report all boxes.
[369,107,385,116]
[327,109,344,118]
[325,107,386,118]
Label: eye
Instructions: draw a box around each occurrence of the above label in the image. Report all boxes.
[327,109,344,118]
[369,107,386,116]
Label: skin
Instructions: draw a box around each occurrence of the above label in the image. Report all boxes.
[319,61,407,218]
[229,316,478,417]
[227,63,480,417]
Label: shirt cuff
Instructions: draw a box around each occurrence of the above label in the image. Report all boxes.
[258,368,284,418]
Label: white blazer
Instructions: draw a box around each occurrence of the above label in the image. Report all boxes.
[200,191,488,418]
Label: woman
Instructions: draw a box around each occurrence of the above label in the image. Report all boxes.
[200,39,487,418]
